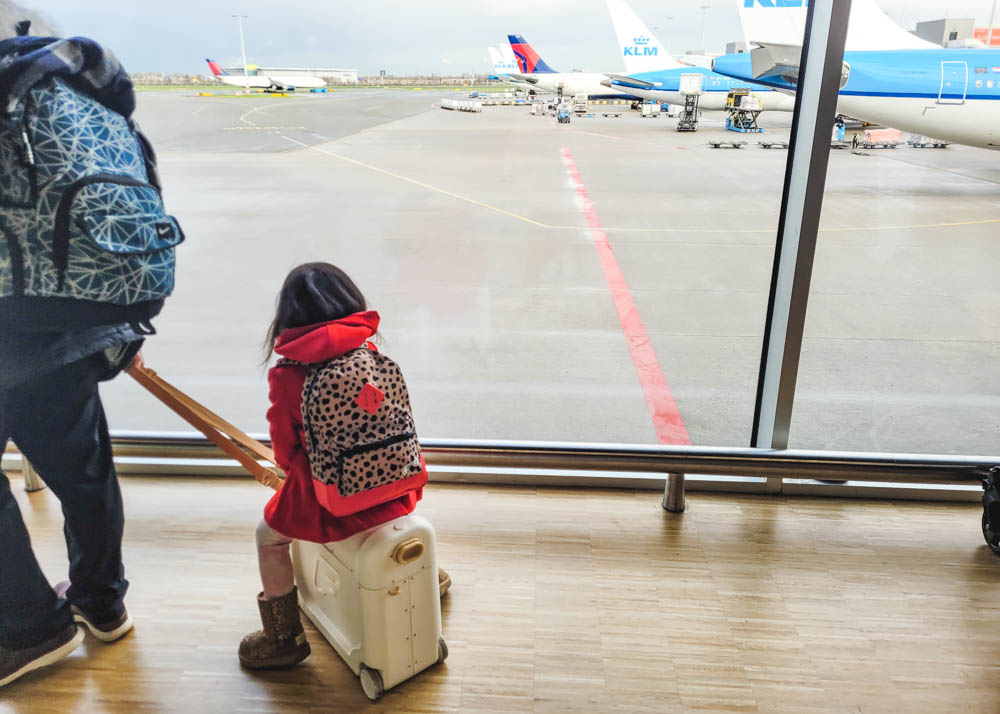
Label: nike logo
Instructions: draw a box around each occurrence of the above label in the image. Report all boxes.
[156,223,173,237]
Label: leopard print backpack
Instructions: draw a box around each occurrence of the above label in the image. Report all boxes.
[299,344,426,516]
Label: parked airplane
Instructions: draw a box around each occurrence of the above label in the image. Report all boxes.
[505,34,638,100]
[205,59,326,91]
[713,0,1000,150]
[601,0,795,111]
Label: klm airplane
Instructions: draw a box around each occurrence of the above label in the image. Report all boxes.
[601,0,795,111]
[719,0,1000,150]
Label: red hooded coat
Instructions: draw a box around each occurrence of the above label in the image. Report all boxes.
[263,311,422,542]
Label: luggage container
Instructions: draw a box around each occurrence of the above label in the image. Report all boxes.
[640,102,661,118]
[292,514,447,700]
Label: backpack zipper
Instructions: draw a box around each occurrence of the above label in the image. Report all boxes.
[20,129,34,167]
[339,431,417,460]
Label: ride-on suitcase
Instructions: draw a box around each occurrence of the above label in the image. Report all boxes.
[292,514,447,700]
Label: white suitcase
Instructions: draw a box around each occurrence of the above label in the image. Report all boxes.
[291,514,447,700]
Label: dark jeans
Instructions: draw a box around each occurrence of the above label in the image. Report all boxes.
[0,353,127,649]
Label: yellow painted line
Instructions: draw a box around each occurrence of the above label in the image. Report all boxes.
[239,104,267,126]
[819,217,1000,233]
[587,217,1000,234]
[280,135,1000,236]
[281,135,550,228]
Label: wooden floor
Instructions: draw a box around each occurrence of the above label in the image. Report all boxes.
[5,474,1000,713]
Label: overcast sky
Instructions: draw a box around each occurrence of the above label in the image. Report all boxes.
[26,1,1000,76]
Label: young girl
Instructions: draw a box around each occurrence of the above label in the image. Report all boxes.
[239,262,426,670]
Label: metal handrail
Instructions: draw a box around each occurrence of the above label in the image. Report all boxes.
[60,432,1000,485]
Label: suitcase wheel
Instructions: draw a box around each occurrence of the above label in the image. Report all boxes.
[438,636,449,664]
[360,664,384,701]
[984,512,1000,556]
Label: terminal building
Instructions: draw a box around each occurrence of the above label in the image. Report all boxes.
[913,17,1000,47]
[223,64,359,84]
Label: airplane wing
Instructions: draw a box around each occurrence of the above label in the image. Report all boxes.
[603,73,658,89]
[749,43,850,90]
[508,73,540,85]
[750,43,804,84]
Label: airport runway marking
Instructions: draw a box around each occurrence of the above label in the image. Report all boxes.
[280,135,552,228]
[239,104,275,127]
[278,136,1000,237]
[561,146,691,446]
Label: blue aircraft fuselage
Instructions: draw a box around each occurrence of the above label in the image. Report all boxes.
[712,48,1000,149]
[608,64,795,112]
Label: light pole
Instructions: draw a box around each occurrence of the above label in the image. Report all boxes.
[233,14,250,93]
[699,5,710,54]
[988,0,999,47]
[654,16,674,52]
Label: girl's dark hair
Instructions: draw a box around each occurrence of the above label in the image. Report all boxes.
[265,262,367,358]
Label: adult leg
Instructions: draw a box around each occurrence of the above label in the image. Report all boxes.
[0,391,75,649]
[8,354,127,624]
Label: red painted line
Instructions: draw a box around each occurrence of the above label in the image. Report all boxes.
[561,147,691,446]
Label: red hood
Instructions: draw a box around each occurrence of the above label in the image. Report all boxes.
[274,311,380,364]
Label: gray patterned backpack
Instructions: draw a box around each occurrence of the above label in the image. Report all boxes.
[298,345,426,516]
[0,74,183,327]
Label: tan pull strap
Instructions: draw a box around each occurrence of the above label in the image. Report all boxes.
[126,364,284,491]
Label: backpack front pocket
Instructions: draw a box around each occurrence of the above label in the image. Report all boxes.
[53,175,184,303]
[338,433,422,498]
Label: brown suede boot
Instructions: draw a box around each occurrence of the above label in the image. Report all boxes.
[238,588,310,670]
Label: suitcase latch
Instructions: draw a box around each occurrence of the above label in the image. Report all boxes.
[392,538,425,565]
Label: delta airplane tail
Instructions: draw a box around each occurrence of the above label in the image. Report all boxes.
[607,0,682,73]
[507,34,557,74]
[205,59,228,76]
[737,0,936,51]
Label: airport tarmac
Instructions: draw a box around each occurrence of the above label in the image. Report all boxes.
[101,89,1000,457]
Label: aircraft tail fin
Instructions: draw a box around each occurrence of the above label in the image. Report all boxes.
[843,0,936,50]
[489,45,518,74]
[488,47,502,72]
[607,0,681,73]
[205,59,228,77]
[736,1,807,48]
[736,0,935,51]
[507,34,557,74]
[501,44,518,67]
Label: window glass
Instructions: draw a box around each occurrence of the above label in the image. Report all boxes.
[35,1,803,448]
[792,44,1000,455]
